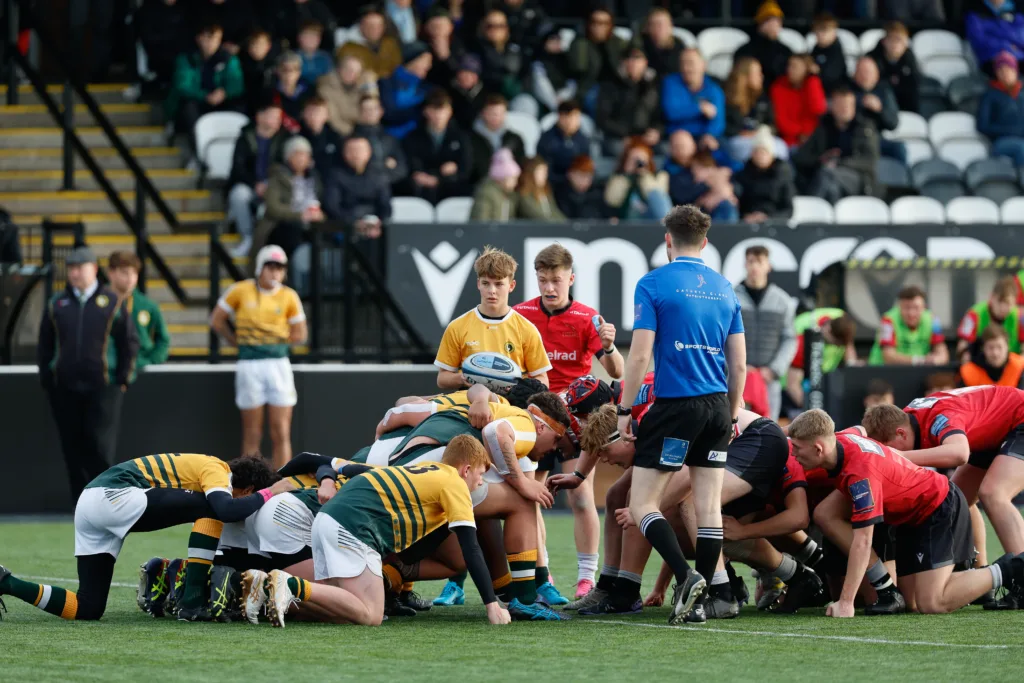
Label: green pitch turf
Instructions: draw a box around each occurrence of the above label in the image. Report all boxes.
[0,515,1021,683]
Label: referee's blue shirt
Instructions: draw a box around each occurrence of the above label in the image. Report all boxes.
[633,256,743,399]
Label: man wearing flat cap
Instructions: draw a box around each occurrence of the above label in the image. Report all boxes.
[37,246,139,502]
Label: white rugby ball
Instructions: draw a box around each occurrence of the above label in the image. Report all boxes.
[462,352,523,391]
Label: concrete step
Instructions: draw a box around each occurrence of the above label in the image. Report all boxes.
[146,277,236,304]
[169,325,211,350]
[0,83,131,106]
[161,303,216,325]
[0,126,166,148]
[0,103,154,128]
[0,169,196,192]
[24,254,243,280]
[0,189,219,213]
[14,211,224,236]
[0,147,184,171]
[19,231,239,258]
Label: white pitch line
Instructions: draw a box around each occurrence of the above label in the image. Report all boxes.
[592,619,1015,650]
[23,575,136,589]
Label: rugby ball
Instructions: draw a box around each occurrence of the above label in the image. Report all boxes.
[462,352,523,391]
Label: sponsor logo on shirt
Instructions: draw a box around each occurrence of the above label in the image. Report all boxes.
[849,478,875,515]
[707,450,727,463]
[464,340,480,347]
[674,341,722,354]
[548,350,578,361]
[930,414,949,437]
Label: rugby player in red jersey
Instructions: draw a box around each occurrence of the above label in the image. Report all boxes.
[514,243,624,599]
[789,409,1023,616]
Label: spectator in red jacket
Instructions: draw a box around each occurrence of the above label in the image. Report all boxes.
[769,53,827,147]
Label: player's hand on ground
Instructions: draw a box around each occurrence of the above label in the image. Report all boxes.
[826,600,855,618]
[615,507,636,528]
[468,399,494,429]
[269,478,298,496]
[520,478,555,508]
[617,414,635,442]
[318,479,338,504]
[644,588,666,607]
[721,515,745,541]
[486,601,512,625]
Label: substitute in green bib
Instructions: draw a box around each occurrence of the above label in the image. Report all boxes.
[957,276,1024,362]
[868,285,948,366]
[786,307,858,407]
[107,251,170,371]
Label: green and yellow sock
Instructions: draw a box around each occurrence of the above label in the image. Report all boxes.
[180,518,224,609]
[286,577,312,601]
[536,565,550,587]
[508,549,538,604]
[402,582,415,594]
[0,574,78,619]
[382,565,403,593]
[450,571,467,588]
[492,572,513,603]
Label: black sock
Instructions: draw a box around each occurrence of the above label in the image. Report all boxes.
[535,566,550,587]
[596,570,618,593]
[695,528,724,585]
[612,572,642,601]
[639,513,691,583]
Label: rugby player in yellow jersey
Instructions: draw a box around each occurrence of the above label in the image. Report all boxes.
[253,436,512,627]
[433,247,551,390]
[0,454,294,622]
[210,245,307,468]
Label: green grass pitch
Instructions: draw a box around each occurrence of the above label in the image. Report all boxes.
[0,515,1021,683]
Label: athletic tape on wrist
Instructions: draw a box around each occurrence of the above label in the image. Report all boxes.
[257,488,273,503]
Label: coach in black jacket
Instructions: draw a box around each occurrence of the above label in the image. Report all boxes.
[38,247,139,502]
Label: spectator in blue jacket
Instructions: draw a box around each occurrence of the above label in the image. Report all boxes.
[537,99,591,182]
[379,41,434,139]
[977,51,1024,164]
[661,47,726,153]
[966,0,1024,73]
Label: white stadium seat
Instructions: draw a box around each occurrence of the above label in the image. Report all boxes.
[904,140,935,166]
[834,196,890,224]
[673,27,698,47]
[805,28,861,56]
[335,26,357,48]
[194,112,249,181]
[859,28,886,54]
[697,27,749,61]
[890,196,946,224]
[929,111,981,148]
[921,55,972,87]
[946,196,1001,224]
[939,139,990,171]
[778,27,807,54]
[790,195,835,225]
[1001,196,1024,223]
[390,197,436,223]
[706,54,735,81]
[504,111,542,156]
[885,111,929,141]
[612,26,633,42]
[559,28,576,51]
[912,29,964,62]
[435,196,474,224]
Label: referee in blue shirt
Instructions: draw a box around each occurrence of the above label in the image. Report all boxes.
[616,205,746,625]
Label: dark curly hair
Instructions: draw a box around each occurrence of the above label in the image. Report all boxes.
[228,456,279,491]
[505,377,549,408]
[527,391,572,429]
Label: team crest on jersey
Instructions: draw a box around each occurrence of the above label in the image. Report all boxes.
[930,414,949,437]
[849,479,875,515]
[504,341,516,355]
[138,310,150,326]
[95,294,109,307]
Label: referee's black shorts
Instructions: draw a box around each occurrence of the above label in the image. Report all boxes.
[634,393,731,471]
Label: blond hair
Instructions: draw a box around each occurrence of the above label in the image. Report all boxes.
[442,434,491,470]
[580,404,619,454]
[786,409,836,441]
[474,246,517,281]
[861,404,910,443]
[534,243,574,272]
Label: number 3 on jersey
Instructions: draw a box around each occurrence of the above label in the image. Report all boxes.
[405,464,441,475]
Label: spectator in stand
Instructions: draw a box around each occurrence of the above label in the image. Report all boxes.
[863,378,895,408]
[977,51,1024,165]
[810,13,847,94]
[966,0,1024,73]
[324,135,392,242]
[531,29,576,114]
[107,251,170,371]
[957,276,1024,362]
[165,23,245,153]
[296,21,333,84]
[961,325,1024,387]
[603,138,672,220]
[422,6,464,89]
[851,56,905,164]
[786,308,858,409]
[595,46,662,159]
[272,51,313,133]
[477,9,529,110]
[401,89,473,203]
[733,244,796,420]
[724,56,787,162]
[299,95,344,173]
[337,5,402,79]
[470,148,521,220]
[516,157,566,221]
[867,285,949,366]
[869,21,921,113]
[554,154,609,219]
[537,99,591,182]
[199,0,255,53]
[227,99,290,258]
[240,30,278,115]
[378,41,434,139]
[770,53,827,147]
[319,55,373,137]
[661,48,725,152]
[386,0,419,44]
[256,136,326,261]
[792,85,879,202]
[450,54,486,129]
[267,0,337,53]
[470,94,527,183]
[642,7,684,80]
[664,129,739,221]
[568,7,629,113]
[500,0,548,63]
[734,1,793,86]
[734,126,795,223]
[136,0,190,91]
[352,94,409,186]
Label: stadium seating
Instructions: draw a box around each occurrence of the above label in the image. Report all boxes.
[877,157,912,189]
[945,196,1001,224]
[806,28,861,57]
[777,27,807,54]
[790,195,835,225]
[921,55,972,88]
[965,158,1020,204]
[947,75,987,114]
[435,196,474,223]
[1000,196,1024,222]
[835,196,890,224]
[939,139,990,171]
[612,26,633,42]
[559,28,576,51]
[673,27,698,47]
[890,196,945,224]
[698,27,748,79]
[505,111,542,157]
[886,111,929,142]
[911,29,964,62]
[928,111,981,148]
[194,112,249,184]
[390,197,436,223]
[904,140,935,166]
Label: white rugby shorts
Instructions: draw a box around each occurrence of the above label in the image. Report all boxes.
[74,487,149,558]
[311,513,382,580]
[235,357,297,409]
[252,493,315,556]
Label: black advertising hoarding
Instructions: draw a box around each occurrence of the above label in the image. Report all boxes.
[386,222,1024,344]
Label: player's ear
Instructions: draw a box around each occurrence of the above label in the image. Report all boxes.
[568,272,575,286]
[508,278,516,293]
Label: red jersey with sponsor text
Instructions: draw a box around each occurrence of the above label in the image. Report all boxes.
[513,297,605,393]
[803,427,867,505]
[632,372,656,424]
[834,433,948,528]
[902,385,1024,452]
[768,448,809,509]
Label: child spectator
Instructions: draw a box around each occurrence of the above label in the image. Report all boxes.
[378,41,434,139]
[734,126,795,223]
[401,89,474,203]
[977,51,1024,166]
[470,94,527,184]
[517,157,566,221]
[537,99,591,181]
[272,51,313,134]
[318,55,371,137]
[664,129,739,221]
[642,7,684,80]
[530,29,575,114]
[724,56,786,162]
[961,326,1024,387]
[595,46,662,158]
[554,155,608,219]
[297,21,333,84]
[240,30,278,115]
[770,53,827,147]
[810,13,846,94]
[604,138,673,220]
[470,148,521,220]
[337,5,402,78]
[662,47,725,150]
[863,378,895,408]
[734,1,792,86]
[869,21,921,113]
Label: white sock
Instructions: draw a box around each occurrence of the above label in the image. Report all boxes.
[989,564,1003,591]
[711,569,729,586]
[577,553,599,583]
[771,554,798,582]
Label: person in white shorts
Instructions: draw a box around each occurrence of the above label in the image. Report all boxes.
[210,245,307,468]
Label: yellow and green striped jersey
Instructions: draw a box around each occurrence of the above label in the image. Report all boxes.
[86,454,231,495]
[430,390,510,418]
